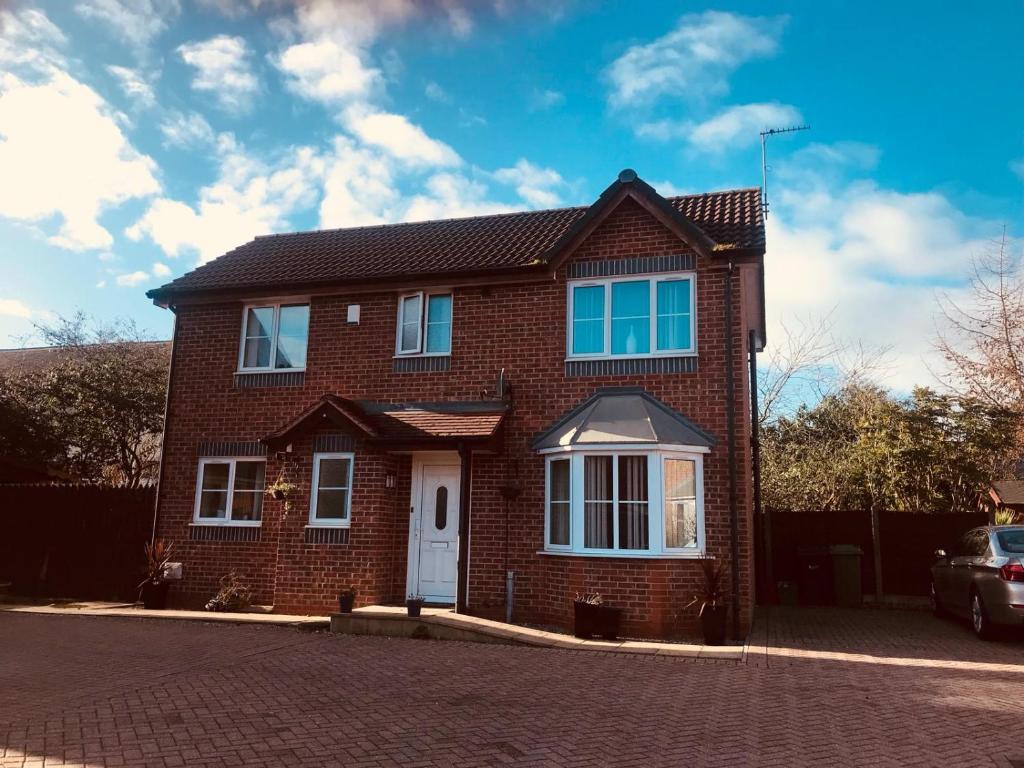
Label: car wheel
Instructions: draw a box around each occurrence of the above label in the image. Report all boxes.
[930,581,943,616]
[971,591,995,640]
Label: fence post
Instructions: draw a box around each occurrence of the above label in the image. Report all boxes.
[870,507,884,602]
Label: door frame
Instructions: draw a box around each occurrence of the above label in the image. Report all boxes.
[406,451,462,603]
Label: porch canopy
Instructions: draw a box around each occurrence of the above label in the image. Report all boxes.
[531,387,714,451]
[263,394,506,452]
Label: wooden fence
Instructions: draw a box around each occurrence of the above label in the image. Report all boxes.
[0,484,155,602]
[757,509,988,601]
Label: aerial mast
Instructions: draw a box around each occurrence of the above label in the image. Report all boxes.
[760,124,810,217]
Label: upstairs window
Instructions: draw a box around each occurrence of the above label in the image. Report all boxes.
[239,303,309,371]
[193,458,265,525]
[567,274,694,359]
[396,292,452,355]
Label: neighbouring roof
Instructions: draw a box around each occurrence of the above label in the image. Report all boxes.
[991,480,1024,507]
[264,395,507,450]
[0,342,171,376]
[148,170,763,303]
[531,387,715,451]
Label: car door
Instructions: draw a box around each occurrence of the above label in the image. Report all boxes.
[948,529,986,615]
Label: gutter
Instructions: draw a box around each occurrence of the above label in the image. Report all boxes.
[150,307,179,546]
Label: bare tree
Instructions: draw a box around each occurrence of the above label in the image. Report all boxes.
[937,232,1024,415]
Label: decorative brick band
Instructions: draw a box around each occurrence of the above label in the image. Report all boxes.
[393,356,450,373]
[567,253,695,279]
[565,356,698,377]
[197,441,267,457]
[189,525,262,542]
[234,370,305,388]
[304,526,350,545]
[313,434,356,452]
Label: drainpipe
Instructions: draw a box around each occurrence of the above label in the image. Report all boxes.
[150,308,179,545]
[724,262,741,640]
[749,329,771,602]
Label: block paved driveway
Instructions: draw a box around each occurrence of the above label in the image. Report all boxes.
[2,607,1024,767]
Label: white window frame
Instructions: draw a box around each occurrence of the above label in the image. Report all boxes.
[309,452,355,528]
[237,301,310,373]
[192,457,266,527]
[395,291,453,357]
[540,445,706,558]
[565,272,696,360]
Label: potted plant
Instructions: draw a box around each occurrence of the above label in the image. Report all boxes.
[688,558,727,645]
[138,539,172,610]
[266,478,296,502]
[406,594,424,617]
[572,593,622,640]
[204,571,253,612]
[338,586,357,613]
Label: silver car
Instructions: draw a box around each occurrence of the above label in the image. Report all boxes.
[931,525,1024,639]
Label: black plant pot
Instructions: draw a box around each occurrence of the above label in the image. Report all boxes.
[141,581,169,610]
[338,592,356,613]
[407,600,423,617]
[573,603,622,640]
[700,603,727,645]
[270,489,286,501]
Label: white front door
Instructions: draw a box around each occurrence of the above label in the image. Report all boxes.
[413,463,461,603]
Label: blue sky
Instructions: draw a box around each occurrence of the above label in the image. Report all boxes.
[0,0,1021,389]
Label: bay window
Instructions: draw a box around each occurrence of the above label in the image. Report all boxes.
[544,450,704,556]
[397,292,452,355]
[567,273,694,358]
[193,458,266,525]
[239,302,309,371]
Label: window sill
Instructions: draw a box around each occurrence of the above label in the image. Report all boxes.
[234,368,306,375]
[537,549,707,560]
[190,521,262,528]
[392,353,451,359]
[564,352,696,362]
[306,523,350,529]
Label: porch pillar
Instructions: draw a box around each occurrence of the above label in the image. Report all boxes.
[456,443,472,614]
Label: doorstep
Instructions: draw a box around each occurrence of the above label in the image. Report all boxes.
[0,602,330,629]
[331,606,744,660]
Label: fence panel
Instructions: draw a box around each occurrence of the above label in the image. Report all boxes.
[0,484,154,602]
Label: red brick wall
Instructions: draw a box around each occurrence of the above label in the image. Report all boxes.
[156,197,757,638]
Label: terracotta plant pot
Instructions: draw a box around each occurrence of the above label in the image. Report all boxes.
[141,581,169,610]
[406,599,423,617]
[700,603,727,645]
[338,592,356,613]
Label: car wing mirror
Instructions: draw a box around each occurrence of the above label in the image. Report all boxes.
[934,548,947,559]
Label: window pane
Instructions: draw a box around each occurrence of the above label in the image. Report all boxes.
[550,503,570,546]
[401,322,419,352]
[316,489,349,520]
[399,295,422,352]
[435,486,448,530]
[425,295,452,354]
[201,463,230,492]
[618,456,648,502]
[611,281,650,355]
[199,491,228,519]
[665,499,697,549]
[550,459,570,503]
[243,336,271,368]
[619,502,649,550]
[656,280,691,351]
[318,458,350,489]
[231,491,263,521]
[664,459,695,499]
[233,461,265,492]
[584,455,613,548]
[618,455,649,550]
[245,307,273,339]
[275,305,309,369]
[572,285,604,355]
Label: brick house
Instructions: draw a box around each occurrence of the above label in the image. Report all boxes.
[147,169,766,639]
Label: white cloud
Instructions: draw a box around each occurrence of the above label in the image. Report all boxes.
[319,136,399,228]
[402,172,515,223]
[1011,158,1024,181]
[152,262,171,277]
[529,88,564,110]
[106,65,155,108]
[276,38,381,106]
[159,110,216,148]
[0,70,160,250]
[128,137,325,264]
[425,81,450,103]
[638,102,802,152]
[606,11,785,108]
[115,270,150,287]
[75,0,180,53]
[343,107,460,168]
[178,35,259,113]
[0,298,34,319]
[0,7,68,74]
[766,143,999,390]
[493,159,565,208]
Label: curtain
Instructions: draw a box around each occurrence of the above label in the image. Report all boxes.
[584,456,612,548]
[618,455,649,549]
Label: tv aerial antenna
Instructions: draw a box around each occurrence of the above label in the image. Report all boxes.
[760,124,810,217]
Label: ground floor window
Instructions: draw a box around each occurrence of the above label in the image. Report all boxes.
[543,449,704,556]
[310,452,354,527]
[193,458,266,525]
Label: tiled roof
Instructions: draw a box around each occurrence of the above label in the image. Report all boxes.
[0,342,171,375]
[992,480,1024,506]
[149,179,763,300]
[370,406,506,441]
